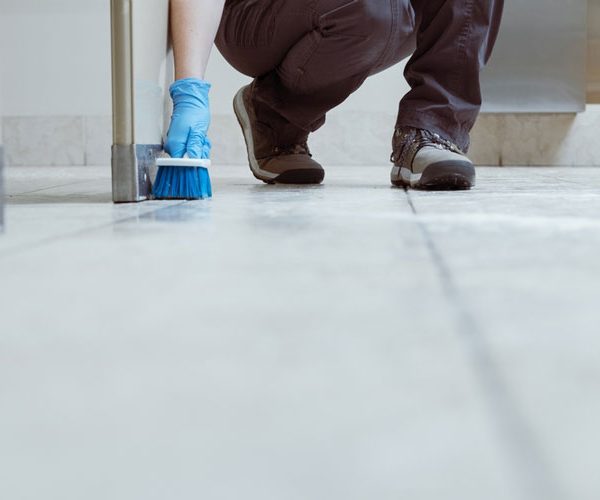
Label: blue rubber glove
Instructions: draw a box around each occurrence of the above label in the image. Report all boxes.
[164,78,212,159]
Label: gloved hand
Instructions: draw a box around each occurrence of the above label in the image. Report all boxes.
[164,78,212,159]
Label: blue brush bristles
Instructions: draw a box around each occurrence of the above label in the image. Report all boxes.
[153,165,212,200]
[153,133,212,199]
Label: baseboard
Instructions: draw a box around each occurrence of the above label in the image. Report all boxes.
[2,107,600,167]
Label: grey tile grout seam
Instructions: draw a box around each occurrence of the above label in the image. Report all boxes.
[0,200,189,259]
[8,180,92,197]
[404,188,566,500]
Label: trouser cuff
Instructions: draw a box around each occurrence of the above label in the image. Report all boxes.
[395,109,472,153]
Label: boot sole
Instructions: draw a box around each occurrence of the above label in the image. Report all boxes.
[233,87,324,185]
[391,161,475,191]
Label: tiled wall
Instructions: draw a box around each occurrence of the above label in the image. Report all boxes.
[3,107,600,167]
[2,116,111,167]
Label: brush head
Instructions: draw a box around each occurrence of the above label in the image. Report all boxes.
[152,157,212,200]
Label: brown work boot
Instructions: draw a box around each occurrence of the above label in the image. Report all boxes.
[233,84,324,184]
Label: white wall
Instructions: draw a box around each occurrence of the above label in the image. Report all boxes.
[0,57,3,150]
[589,0,600,101]
[0,50,3,143]
[0,0,111,116]
[0,0,409,118]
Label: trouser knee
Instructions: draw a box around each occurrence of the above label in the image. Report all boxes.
[314,0,394,49]
[279,0,395,94]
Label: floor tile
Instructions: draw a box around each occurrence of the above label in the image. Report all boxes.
[1,166,598,500]
[406,167,600,500]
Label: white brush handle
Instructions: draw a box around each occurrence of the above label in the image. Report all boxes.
[156,156,211,168]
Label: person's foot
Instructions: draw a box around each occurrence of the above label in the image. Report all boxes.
[233,84,325,184]
[390,126,475,190]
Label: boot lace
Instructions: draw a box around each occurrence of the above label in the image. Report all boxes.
[390,127,463,166]
[272,142,312,157]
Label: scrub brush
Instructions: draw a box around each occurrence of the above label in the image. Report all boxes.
[152,155,212,200]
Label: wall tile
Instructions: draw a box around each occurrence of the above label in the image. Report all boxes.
[470,108,600,166]
[209,114,247,166]
[3,116,84,166]
[3,107,600,167]
[84,116,112,166]
[310,111,395,166]
[469,115,503,166]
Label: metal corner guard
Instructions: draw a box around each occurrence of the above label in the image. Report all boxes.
[111,0,155,203]
[111,144,161,203]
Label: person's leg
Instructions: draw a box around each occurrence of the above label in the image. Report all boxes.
[216,0,416,141]
[216,0,416,183]
[397,0,505,152]
[388,0,504,190]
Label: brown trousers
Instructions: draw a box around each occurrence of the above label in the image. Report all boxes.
[215,0,504,152]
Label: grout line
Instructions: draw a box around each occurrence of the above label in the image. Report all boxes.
[534,172,596,187]
[0,200,189,260]
[405,188,565,500]
[7,180,93,197]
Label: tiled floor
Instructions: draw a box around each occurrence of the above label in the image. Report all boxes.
[1,166,599,500]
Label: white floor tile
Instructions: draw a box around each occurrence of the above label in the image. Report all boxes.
[0,166,598,500]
